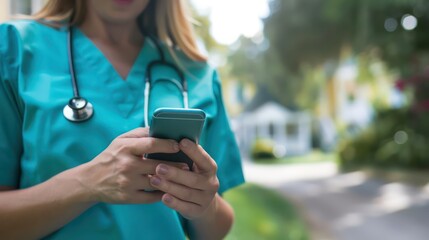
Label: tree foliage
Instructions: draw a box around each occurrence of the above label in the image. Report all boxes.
[229,0,429,109]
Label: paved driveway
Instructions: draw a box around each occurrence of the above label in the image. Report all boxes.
[243,161,429,240]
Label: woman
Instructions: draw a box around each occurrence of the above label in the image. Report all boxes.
[0,0,244,239]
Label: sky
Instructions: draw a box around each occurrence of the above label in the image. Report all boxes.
[190,0,270,45]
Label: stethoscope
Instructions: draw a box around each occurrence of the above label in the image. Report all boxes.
[63,26,189,127]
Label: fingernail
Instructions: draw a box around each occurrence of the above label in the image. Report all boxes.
[150,176,161,186]
[163,194,173,203]
[181,139,191,148]
[158,164,168,175]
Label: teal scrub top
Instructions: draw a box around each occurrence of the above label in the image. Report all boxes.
[0,20,245,240]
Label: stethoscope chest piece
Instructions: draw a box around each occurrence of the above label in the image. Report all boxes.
[63,97,94,122]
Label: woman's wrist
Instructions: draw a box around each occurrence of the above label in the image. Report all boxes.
[188,193,222,225]
[199,194,220,221]
[51,162,99,205]
[187,194,234,240]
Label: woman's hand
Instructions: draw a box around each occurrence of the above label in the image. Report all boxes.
[149,139,220,220]
[77,128,180,204]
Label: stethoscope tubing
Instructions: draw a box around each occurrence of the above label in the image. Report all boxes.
[67,28,80,98]
[64,26,189,125]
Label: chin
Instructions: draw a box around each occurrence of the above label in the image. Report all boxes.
[88,0,148,25]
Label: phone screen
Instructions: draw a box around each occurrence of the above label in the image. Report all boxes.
[145,108,206,170]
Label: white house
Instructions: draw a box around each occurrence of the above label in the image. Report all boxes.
[233,101,312,158]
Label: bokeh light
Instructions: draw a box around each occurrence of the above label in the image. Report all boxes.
[384,18,398,32]
[394,130,408,144]
[401,14,418,30]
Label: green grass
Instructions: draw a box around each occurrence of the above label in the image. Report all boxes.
[253,151,338,165]
[224,183,309,240]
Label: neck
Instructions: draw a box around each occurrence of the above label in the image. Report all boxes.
[79,13,143,47]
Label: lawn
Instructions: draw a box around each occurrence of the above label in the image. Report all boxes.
[224,183,309,240]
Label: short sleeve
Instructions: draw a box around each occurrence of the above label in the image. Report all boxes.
[0,23,24,187]
[200,71,245,194]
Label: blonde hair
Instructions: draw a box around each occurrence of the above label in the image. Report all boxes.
[32,0,207,62]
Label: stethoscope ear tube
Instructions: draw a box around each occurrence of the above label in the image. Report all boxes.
[143,57,189,127]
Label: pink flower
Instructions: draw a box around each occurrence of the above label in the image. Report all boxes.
[395,79,406,91]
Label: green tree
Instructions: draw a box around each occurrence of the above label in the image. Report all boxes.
[326,0,429,76]
[229,0,429,109]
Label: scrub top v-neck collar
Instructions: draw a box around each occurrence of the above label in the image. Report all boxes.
[71,27,158,118]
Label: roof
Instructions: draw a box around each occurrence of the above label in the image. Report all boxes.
[241,101,310,124]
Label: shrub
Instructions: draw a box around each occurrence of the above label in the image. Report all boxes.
[339,108,429,171]
[251,138,276,160]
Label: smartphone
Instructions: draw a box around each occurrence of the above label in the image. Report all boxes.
[145,108,206,170]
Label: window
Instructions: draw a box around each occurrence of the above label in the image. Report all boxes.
[285,123,299,138]
[10,0,46,16]
[10,0,32,15]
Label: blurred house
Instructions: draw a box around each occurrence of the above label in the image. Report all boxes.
[0,0,45,22]
[233,101,312,158]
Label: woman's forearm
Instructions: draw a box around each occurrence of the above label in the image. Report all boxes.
[188,194,234,240]
[0,164,95,239]
[0,128,179,239]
